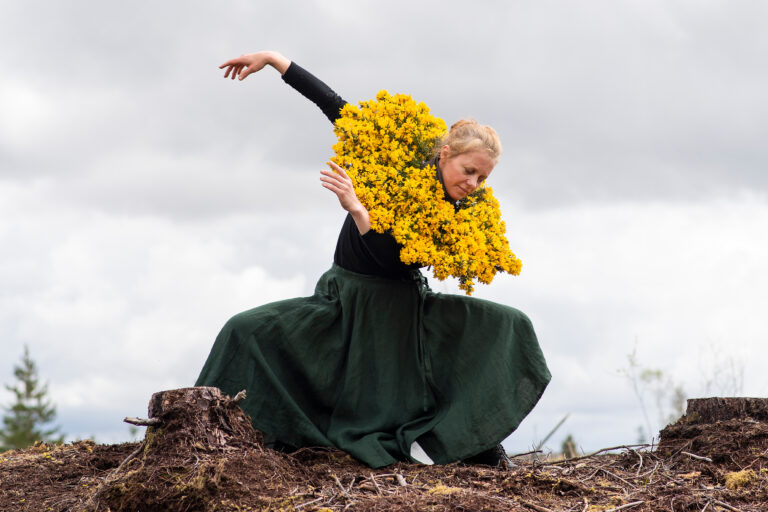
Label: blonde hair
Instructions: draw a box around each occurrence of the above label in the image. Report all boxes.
[434,118,502,162]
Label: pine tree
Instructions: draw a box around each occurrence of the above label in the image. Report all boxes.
[0,345,64,450]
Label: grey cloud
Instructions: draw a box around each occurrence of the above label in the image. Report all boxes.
[2,0,767,218]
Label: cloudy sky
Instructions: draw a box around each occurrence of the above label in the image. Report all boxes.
[2,0,767,455]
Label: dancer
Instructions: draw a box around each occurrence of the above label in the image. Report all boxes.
[196,50,550,468]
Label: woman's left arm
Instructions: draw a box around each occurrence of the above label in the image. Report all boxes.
[320,162,370,235]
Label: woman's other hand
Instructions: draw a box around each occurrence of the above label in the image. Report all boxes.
[219,51,290,80]
[321,162,370,235]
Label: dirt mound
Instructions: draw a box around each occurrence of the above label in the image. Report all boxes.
[659,418,768,468]
[2,392,767,511]
[658,397,768,468]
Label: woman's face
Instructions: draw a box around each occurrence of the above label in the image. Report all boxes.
[438,145,495,201]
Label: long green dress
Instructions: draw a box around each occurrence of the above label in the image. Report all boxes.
[195,263,550,468]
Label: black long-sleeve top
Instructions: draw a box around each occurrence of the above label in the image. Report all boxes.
[282,62,422,280]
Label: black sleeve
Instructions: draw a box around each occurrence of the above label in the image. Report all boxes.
[281,62,348,123]
[334,214,421,279]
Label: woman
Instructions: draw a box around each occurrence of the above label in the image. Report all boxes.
[196,50,551,468]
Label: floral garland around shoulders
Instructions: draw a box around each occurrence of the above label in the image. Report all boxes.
[331,90,521,295]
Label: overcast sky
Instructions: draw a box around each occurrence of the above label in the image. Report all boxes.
[2,0,767,454]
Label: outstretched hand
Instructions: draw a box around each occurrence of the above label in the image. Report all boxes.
[219,51,290,80]
[321,162,370,234]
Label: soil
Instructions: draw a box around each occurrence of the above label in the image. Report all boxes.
[2,394,767,512]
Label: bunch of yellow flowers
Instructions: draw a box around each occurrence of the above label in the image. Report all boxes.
[332,90,522,294]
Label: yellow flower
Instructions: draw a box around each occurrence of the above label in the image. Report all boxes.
[333,90,521,295]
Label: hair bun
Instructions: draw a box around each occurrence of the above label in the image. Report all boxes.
[448,118,478,131]
[436,118,502,161]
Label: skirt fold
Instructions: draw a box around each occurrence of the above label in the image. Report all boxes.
[195,264,550,468]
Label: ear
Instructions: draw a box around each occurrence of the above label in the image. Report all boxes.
[440,145,451,159]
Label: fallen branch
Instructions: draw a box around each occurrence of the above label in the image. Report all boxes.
[681,451,713,462]
[550,444,651,465]
[123,417,161,427]
[295,496,324,509]
[519,498,554,512]
[629,448,643,476]
[599,468,636,488]
[113,442,145,474]
[332,474,350,497]
[510,449,543,458]
[369,473,383,496]
[604,501,644,512]
[713,499,742,512]
[535,413,570,451]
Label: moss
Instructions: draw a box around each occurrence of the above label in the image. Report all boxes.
[724,469,757,490]
[427,483,462,495]
[143,427,162,454]
[683,412,701,424]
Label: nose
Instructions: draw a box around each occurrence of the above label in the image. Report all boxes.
[466,176,478,190]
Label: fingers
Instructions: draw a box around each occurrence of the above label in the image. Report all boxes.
[219,57,244,69]
[221,64,240,79]
[320,165,361,214]
[327,161,348,177]
[320,168,353,196]
[320,168,351,186]
[219,57,250,80]
[319,169,347,188]
[320,181,342,195]
[239,66,253,80]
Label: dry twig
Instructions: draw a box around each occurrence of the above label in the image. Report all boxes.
[113,443,145,475]
[629,448,644,476]
[123,417,161,427]
[712,499,742,512]
[231,389,247,404]
[599,467,636,488]
[510,449,543,458]
[519,498,554,512]
[604,501,644,512]
[295,496,324,509]
[680,451,713,462]
[369,473,383,496]
[332,474,350,497]
[550,444,650,465]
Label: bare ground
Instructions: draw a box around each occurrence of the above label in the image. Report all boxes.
[2,392,767,511]
[1,421,767,511]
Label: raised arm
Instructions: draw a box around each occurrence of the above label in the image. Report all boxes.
[219,50,347,123]
[220,52,365,229]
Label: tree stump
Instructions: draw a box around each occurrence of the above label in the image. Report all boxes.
[85,387,271,511]
[658,397,768,467]
[683,397,768,423]
[142,386,262,451]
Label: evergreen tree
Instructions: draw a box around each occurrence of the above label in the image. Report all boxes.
[0,345,64,450]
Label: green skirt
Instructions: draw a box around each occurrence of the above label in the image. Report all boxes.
[195,264,550,468]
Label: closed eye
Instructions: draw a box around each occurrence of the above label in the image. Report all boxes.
[465,168,488,183]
